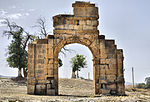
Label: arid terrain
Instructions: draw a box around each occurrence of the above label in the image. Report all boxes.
[0,78,150,102]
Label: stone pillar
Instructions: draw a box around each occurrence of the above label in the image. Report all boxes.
[93,57,100,94]
[45,38,56,95]
[27,44,36,94]
[117,49,125,95]
[99,36,107,94]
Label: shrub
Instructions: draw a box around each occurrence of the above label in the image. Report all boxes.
[136,83,146,88]
[145,77,150,89]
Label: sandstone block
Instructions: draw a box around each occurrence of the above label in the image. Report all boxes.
[47,89,55,95]
[101,89,110,94]
[35,84,46,95]
[27,85,35,94]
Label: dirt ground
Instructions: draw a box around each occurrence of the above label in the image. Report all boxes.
[0,78,150,102]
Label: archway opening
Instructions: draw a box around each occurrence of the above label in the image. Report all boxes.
[58,43,94,96]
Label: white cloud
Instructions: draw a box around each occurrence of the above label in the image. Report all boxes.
[11,6,16,9]
[20,9,25,11]
[0,19,5,27]
[0,19,5,22]
[7,12,30,19]
[0,9,30,20]
[25,13,29,16]
[29,9,35,12]
[7,13,22,19]
[0,10,8,16]
[0,9,22,19]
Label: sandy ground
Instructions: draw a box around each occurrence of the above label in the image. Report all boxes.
[0,78,150,102]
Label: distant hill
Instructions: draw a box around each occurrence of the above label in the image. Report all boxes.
[125,82,138,85]
[0,75,13,78]
[125,82,132,85]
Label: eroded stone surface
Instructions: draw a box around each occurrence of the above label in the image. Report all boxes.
[27,1,125,95]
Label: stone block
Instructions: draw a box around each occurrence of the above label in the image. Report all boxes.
[35,84,46,95]
[100,69,105,75]
[37,80,49,84]
[105,59,110,64]
[81,38,91,45]
[74,25,83,30]
[86,20,92,25]
[46,74,54,77]
[48,49,53,58]
[106,75,116,81]
[101,89,110,94]
[68,25,74,29]
[80,20,86,25]
[48,70,54,76]
[47,89,55,95]
[48,59,54,64]
[27,77,35,85]
[36,69,44,74]
[83,25,93,30]
[74,25,79,29]
[48,64,53,69]
[92,20,98,26]
[27,85,35,94]
[47,84,52,89]
[63,24,68,29]
[57,25,64,30]
[100,59,106,64]
[107,84,116,90]
[106,69,116,75]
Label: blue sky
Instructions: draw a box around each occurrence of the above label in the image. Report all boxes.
[0,0,150,83]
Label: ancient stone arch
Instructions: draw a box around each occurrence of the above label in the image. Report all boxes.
[27,1,125,95]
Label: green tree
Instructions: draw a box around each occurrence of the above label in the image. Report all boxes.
[2,18,68,78]
[3,19,34,78]
[6,27,27,77]
[145,77,150,89]
[70,54,87,78]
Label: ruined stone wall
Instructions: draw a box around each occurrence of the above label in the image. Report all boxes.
[97,36,125,95]
[27,1,125,96]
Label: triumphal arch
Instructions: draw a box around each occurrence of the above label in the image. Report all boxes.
[27,1,125,95]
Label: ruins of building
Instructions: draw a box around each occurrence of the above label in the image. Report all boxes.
[27,1,125,95]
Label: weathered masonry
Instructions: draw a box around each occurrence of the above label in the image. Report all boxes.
[27,1,125,95]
